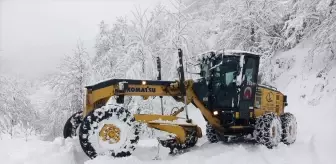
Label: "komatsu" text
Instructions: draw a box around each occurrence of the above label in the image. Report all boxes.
[126,87,156,93]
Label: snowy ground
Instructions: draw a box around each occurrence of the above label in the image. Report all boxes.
[1,42,335,164]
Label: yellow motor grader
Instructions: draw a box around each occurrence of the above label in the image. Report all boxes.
[63,49,297,159]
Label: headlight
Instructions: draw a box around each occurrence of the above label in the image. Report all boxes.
[213,111,219,115]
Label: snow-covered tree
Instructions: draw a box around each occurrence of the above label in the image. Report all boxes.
[0,75,37,138]
[42,41,90,139]
[281,0,330,48]
[214,0,286,56]
[11,121,35,141]
[0,115,15,138]
[48,41,90,114]
[312,1,336,55]
[92,19,129,80]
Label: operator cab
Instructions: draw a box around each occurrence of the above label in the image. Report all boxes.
[193,50,260,125]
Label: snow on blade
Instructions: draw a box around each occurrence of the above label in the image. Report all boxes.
[149,118,194,125]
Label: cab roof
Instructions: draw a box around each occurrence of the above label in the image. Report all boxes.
[196,49,262,61]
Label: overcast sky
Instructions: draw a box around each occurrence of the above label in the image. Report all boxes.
[0,0,172,80]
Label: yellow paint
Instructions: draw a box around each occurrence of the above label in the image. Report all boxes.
[254,87,285,117]
[99,124,121,144]
[134,114,178,123]
[230,126,244,129]
[83,83,182,117]
[92,86,115,103]
[254,109,265,117]
[148,124,187,143]
[142,95,149,100]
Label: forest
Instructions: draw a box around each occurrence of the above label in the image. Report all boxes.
[0,0,335,140]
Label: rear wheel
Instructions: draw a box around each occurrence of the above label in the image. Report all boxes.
[78,104,140,159]
[253,112,282,148]
[280,112,297,145]
[205,122,221,143]
[63,111,83,138]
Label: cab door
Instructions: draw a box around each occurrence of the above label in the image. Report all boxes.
[211,56,240,110]
[238,55,260,121]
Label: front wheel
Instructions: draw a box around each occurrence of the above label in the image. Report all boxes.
[78,104,140,159]
[205,122,220,143]
[63,111,83,138]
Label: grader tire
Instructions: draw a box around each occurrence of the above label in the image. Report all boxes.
[280,112,297,145]
[206,122,221,143]
[78,104,140,159]
[63,111,83,138]
[253,112,282,148]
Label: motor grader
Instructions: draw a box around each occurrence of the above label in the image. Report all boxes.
[63,49,297,159]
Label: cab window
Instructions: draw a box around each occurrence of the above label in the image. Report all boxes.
[244,57,257,84]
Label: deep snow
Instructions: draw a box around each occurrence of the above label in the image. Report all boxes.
[1,41,335,164]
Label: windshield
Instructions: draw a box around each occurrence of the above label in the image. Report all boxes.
[213,64,238,86]
[212,57,239,86]
[199,56,240,85]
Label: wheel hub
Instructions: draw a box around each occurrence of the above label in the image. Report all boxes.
[271,126,276,138]
[99,124,121,144]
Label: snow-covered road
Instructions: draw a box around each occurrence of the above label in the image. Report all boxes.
[0,132,333,164]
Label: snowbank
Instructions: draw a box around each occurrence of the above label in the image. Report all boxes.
[0,137,89,164]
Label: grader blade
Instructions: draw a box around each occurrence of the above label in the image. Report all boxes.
[150,123,201,154]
